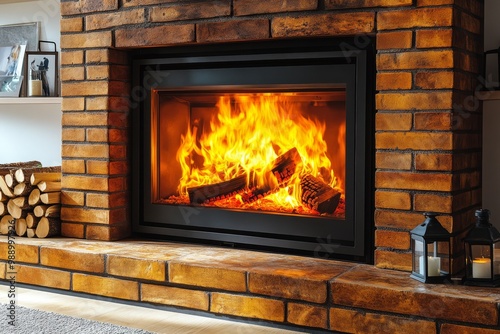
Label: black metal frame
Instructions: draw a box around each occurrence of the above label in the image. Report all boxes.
[131,38,375,263]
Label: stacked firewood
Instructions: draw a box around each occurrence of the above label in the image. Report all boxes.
[0,161,62,238]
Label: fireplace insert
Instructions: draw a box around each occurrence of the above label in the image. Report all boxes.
[131,38,374,263]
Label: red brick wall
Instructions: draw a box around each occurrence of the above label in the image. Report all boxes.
[59,0,484,272]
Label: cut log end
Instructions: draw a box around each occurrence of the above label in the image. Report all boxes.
[35,217,61,238]
[300,174,341,214]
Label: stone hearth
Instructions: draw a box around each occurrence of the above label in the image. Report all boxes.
[2,236,500,333]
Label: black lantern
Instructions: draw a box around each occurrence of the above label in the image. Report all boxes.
[410,212,451,283]
[463,209,500,286]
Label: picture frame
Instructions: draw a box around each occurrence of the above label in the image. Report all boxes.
[0,22,39,52]
[0,43,26,97]
[23,51,58,97]
[0,75,23,97]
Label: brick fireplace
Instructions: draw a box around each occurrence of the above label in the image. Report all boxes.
[59,0,483,273]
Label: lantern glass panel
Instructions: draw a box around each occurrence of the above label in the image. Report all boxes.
[426,242,442,277]
[495,241,500,276]
[412,238,424,276]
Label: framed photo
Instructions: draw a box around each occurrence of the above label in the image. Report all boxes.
[0,22,39,52]
[0,44,26,77]
[23,51,58,97]
[0,75,23,97]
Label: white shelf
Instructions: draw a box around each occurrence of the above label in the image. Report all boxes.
[0,97,61,104]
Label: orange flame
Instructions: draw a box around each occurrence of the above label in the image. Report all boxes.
[176,94,344,211]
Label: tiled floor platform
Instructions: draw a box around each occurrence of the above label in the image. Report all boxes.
[1,236,500,333]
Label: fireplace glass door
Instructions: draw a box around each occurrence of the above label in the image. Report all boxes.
[132,39,373,262]
[153,90,346,219]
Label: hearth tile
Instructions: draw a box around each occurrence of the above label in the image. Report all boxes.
[249,272,327,303]
[141,284,209,311]
[40,248,105,273]
[0,243,38,264]
[172,246,355,274]
[329,307,436,334]
[15,265,71,290]
[73,273,139,301]
[105,240,209,260]
[211,292,285,322]
[287,302,328,329]
[169,263,246,292]
[331,265,500,325]
[107,256,166,281]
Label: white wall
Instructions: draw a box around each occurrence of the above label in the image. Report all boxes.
[483,0,500,228]
[0,0,61,49]
[0,102,61,166]
[0,0,61,166]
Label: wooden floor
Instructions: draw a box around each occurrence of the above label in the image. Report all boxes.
[0,284,304,334]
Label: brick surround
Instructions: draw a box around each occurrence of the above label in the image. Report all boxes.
[59,0,484,274]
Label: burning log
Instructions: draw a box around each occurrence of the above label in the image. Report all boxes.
[187,174,247,204]
[270,147,302,184]
[300,174,341,214]
[241,147,302,203]
[187,147,303,205]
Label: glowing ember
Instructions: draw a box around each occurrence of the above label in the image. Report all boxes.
[162,93,345,217]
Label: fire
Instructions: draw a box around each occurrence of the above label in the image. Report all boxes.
[174,93,344,214]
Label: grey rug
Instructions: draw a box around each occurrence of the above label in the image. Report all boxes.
[2,304,157,334]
